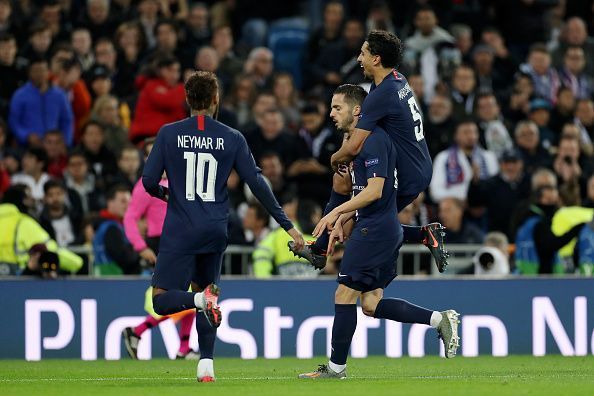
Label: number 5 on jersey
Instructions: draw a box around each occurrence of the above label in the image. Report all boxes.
[407,96,424,142]
[184,152,217,201]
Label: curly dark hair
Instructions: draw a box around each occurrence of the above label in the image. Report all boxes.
[366,30,403,69]
[185,71,219,111]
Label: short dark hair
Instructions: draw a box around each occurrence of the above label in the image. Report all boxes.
[529,43,549,55]
[68,150,88,163]
[82,120,104,135]
[154,19,178,36]
[185,71,219,110]
[0,32,15,43]
[247,202,269,225]
[119,144,139,159]
[333,84,368,108]
[1,185,28,210]
[26,147,48,168]
[366,30,403,69]
[43,178,66,195]
[106,184,130,202]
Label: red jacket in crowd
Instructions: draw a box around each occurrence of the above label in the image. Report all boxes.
[129,76,187,143]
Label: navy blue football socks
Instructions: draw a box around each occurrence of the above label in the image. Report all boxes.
[313,190,350,254]
[402,225,424,243]
[374,298,432,325]
[330,304,357,366]
[152,291,196,316]
[196,312,216,359]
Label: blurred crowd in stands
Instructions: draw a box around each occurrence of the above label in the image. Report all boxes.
[1,0,594,277]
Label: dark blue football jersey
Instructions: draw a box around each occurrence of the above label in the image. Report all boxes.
[350,127,402,242]
[356,70,432,196]
[143,115,293,254]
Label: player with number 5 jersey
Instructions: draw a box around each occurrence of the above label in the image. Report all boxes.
[142,71,304,382]
[330,30,448,272]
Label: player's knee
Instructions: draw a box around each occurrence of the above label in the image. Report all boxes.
[152,293,167,316]
[361,300,377,317]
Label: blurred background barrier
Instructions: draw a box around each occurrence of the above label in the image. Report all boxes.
[2,277,593,360]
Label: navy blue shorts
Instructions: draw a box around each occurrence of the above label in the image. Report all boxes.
[151,251,223,291]
[397,194,420,213]
[337,236,403,292]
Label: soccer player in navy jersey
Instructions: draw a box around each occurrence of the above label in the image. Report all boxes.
[291,30,449,273]
[297,87,459,379]
[142,71,304,382]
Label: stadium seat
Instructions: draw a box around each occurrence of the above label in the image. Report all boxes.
[267,18,309,89]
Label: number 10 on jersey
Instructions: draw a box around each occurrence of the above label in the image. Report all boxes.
[184,152,217,201]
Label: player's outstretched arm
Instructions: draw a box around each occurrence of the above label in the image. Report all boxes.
[331,128,370,171]
[313,177,385,237]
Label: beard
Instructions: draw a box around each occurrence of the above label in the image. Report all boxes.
[336,114,354,134]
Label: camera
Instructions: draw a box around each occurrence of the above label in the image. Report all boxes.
[473,246,509,275]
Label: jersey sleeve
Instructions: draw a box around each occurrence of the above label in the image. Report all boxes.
[141,129,168,200]
[360,133,390,180]
[233,133,294,231]
[355,87,390,133]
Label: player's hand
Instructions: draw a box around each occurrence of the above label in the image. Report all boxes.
[327,223,344,255]
[313,210,339,238]
[287,228,305,251]
[139,248,157,265]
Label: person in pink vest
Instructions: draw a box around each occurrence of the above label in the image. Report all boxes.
[121,137,198,360]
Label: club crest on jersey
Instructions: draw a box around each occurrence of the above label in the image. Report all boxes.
[365,158,379,167]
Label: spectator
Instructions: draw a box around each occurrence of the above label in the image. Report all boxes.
[108,145,141,191]
[475,92,513,157]
[451,24,473,64]
[53,57,92,139]
[551,17,594,78]
[519,43,560,104]
[181,2,211,53]
[481,27,518,84]
[574,98,594,143]
[558,46,594,100]
[528,98,556,149]
[78,0,117,42]
[425,93,455,157]
[137,0,160,49]
[242,202,271,246]
[39,179,84,247]
[130,55,186,143]
[92,184,141,275]
[514,120,553,175]
[123,139,166,267]
[93,38,117,74]
[0,185,83,275]
[472,44,508,95]
[244,47,274,90]
[430,120,499,203]
[503,72,533,123]
[86,63,113,99]
[10,147,50,210]
[449,64,476,121]
[79,120,118,187]
[549,86,576,133]
[211,25,243,92]
[468,148,531,240]
[272,72,302,132]
[287,103,339,206]
[159,0,189,21]
[252,199,319,277]
[561,122,593,158]
[404,6,459,102]
[71,28,94,72]
[193,45,219,75]
[307,18,366,95]
[0,0,17,38]
[225,74,258,131]
[259,151,296,202]
[39,0,69,42]
[552,134,589,204]
[63,150,103,215]
[365,0,396,35]
[9,57,74,147]
[0,33,26,118]
[114,22,145,101]
[43,130,68,178]
[242,91,278,132]
[472,232,510,275]
[90,95,129,155]
[408,73,427,110]
[19,22,53,62]
[303,0,344,87]
[513,168,586,274]
[246,108,297,167]
[147,19,190,69]
[438,197,483,244]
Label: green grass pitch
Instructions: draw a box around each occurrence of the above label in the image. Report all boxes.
[1,356,593,396]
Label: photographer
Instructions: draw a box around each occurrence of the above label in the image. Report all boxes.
[473,232,510,275]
